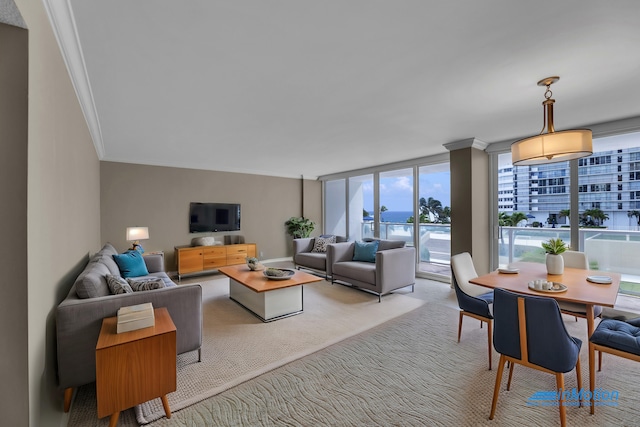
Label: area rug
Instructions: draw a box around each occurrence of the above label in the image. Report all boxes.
[67,276,425,426]
[144,294,640,427]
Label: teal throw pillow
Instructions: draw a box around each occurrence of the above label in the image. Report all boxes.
[353,240,379,263]
[112,250,149,278]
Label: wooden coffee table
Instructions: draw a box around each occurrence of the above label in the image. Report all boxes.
[218,265,322,322]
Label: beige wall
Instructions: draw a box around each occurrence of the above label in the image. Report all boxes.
[450,146,490,274]
[0,22,29,427]
[101,162,322,271]
[14,1,102,426]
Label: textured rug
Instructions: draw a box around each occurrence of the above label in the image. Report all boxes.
[67,275,425,426]
[142,296,640,426]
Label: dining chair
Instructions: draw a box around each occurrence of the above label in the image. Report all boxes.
[557,251,603,321]
[490,288,582,427]
[588,317,640,414]
[451,252,494,370]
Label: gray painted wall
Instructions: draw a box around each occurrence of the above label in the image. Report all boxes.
[0,21,28,427]
[100,162,322,272]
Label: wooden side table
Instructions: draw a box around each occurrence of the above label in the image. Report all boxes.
[96,307,176,427]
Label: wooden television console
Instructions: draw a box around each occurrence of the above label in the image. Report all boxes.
[175,243,257,279]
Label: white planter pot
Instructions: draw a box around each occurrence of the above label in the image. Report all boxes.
[546,254,564,275]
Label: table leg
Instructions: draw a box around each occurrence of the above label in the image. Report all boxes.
[161,395,172,419]
[586,304,595,415]
[108,412,119,427]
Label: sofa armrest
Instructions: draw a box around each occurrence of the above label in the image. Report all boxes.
[143,253,164,273]
[293,238,315,255]
[56,283,202,391]
[376,247,416,294]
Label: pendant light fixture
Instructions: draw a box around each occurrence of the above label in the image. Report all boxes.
[511,76,592,166]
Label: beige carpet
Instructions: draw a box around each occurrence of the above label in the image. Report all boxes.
[67,274,425,426]
[141,287,640,427]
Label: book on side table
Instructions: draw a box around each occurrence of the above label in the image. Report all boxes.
[117,302,155,333]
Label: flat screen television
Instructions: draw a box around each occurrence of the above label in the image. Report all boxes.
[189,202,241,233]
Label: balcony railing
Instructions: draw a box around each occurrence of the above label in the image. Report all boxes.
[361,222,640,295]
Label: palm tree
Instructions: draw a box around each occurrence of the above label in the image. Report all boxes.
[380,205,388,222]
[498,212,512,226]
[509,212,529,227]
[439,206,451,224]
[628,210,640,229]
[559,209,570,221]
[583,208,609,227]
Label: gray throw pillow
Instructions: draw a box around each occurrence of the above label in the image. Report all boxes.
[106,274,134,295]
[126,277,166,292]
[311,235,336,253]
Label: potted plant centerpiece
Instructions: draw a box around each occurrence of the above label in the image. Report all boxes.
[245,256,264,271]
[541,237,567,275]
[284,216,315,239]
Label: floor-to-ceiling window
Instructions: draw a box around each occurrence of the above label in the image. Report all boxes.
[320,154,451,282]
[379,168,414,243]
[417,163,451,275]
[496,153,571,265]
[325,179,346,237]
[348,174,374,241]
[493,130,640,296]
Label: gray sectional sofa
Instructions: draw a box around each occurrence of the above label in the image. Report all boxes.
[293,235,347,278]
[56,243,202,412]
[329,239,416,302]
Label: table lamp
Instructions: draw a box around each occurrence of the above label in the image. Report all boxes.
[126,227,149,253]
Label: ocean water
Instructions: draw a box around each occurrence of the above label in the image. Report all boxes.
[379,211,414,223]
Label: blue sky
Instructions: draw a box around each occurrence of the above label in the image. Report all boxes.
[363,170,451,212]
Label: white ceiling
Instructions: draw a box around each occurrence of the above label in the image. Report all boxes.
[50,0,640,179]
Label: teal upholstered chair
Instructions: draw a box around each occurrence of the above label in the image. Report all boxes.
[490,288,582,427]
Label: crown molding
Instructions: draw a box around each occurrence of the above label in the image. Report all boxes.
[443,137,488,152]
[43,0,104,158]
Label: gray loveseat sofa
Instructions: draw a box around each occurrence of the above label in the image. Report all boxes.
[56,243,202,412]
[293,235,347,278]
[329,239,416,302]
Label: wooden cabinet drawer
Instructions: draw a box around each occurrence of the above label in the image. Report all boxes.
[226,254,247,265]
[204,257,227,268]
[176,243,258,278]
[203,246,226,257]
[226,245,248,255]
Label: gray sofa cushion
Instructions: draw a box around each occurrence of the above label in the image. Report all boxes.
[75,261,111,299]
[94,254,120,275]
[333,260,376,284]
[295,252,327,271]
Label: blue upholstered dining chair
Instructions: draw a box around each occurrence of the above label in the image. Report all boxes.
[490,288,582,427]
[451,252,494,370]
[588,317,640,414]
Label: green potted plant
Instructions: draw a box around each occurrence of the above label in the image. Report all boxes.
[541,238,567,275]
[284,216,315,239]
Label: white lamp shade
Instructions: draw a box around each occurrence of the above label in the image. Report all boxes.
[511,129,592,166]
[126,227,149,241]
